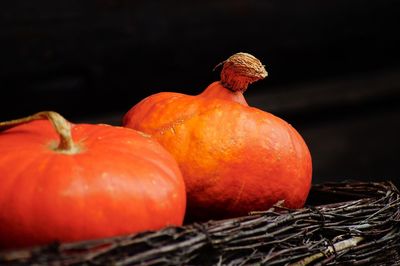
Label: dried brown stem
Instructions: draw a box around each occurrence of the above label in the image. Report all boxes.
[219,52,268,92]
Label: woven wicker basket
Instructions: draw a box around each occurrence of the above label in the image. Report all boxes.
[1,181,399,266]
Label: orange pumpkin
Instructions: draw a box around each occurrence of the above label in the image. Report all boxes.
[123,53,312,220]
[0,111,186,249]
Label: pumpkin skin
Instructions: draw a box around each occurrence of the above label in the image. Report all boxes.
[123,53,312,220]
[0,112,186,249]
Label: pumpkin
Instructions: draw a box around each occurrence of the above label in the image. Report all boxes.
[0,111,186,249]
[123,53,312,220]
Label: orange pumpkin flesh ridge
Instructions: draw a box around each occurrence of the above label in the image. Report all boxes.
[123,53,312,221]
[0,111,186,249]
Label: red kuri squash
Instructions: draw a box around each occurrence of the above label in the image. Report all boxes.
[0,111,186,249]
[123,53,312,220]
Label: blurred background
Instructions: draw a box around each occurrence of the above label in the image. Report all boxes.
[1,1,399,186]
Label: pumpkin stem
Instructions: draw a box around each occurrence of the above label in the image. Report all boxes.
[218,52,268,93]
[0,111,77,153]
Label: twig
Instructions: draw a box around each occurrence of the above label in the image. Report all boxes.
[290,236,364,266]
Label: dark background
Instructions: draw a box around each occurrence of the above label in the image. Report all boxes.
[1,1,399,186]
